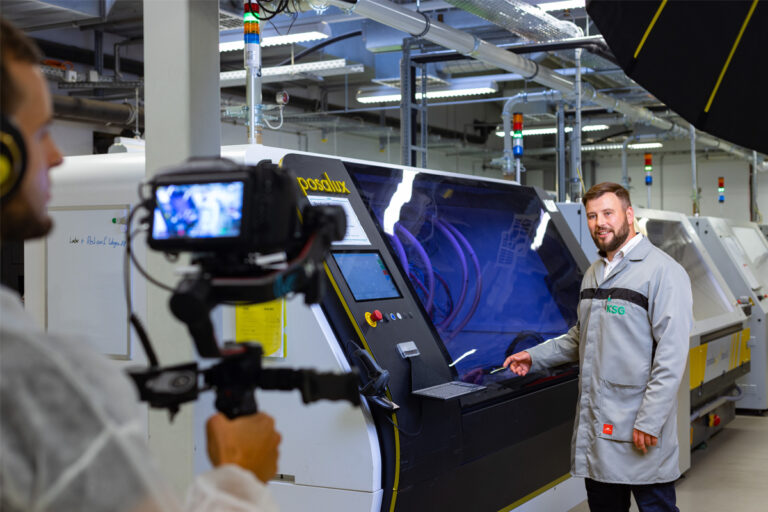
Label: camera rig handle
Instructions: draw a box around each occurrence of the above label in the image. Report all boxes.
[128,343,361,420]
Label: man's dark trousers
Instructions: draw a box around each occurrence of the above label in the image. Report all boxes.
[585,478,679,512]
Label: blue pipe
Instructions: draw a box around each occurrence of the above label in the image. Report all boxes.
[435,220,469,330]
[395,222,435,313]
[443,222,483,342]
[388,233,409,271]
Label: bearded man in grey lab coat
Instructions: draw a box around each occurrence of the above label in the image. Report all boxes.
[504,182,692,512]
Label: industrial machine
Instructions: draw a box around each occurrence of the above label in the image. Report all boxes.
[556,201,599,264]
[634,209,750,451]
[26,146,592,511]
[690,217,768,412]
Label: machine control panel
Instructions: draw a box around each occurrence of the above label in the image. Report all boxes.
[364,309,383,327]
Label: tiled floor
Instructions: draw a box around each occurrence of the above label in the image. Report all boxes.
[568,413,768,511]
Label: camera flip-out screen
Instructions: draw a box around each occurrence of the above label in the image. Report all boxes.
[151,181,244,244]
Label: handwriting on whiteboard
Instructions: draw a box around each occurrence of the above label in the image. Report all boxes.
[69,235,126,248]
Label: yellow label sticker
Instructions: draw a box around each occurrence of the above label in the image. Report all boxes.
[235,299,286,358]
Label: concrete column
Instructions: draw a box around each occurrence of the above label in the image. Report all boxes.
[143,0,221,495]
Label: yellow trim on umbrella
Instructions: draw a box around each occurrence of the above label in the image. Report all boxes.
[634,0,668,59]
[704,0,759,113]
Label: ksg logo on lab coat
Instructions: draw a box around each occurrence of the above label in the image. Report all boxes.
[605,298,625,315]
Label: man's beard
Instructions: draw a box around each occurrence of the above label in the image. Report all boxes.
[0,206,53,241]
[592,215,630,257]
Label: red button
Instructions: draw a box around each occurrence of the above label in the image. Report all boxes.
[370,310,383,322]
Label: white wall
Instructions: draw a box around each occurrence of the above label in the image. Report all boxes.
[50,119,121,156]
[587,152,768,222]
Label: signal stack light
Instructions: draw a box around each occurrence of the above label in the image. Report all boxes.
[718,176,725,203]
[644,153,653,207]
[644,153,653,185]
[512,113,524,182]
[512,113,524,159]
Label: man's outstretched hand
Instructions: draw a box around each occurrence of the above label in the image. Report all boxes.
[503,351,532,377]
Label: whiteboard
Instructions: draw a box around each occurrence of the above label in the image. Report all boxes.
[46,206,131,358]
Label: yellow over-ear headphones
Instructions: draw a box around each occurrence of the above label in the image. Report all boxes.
[1,114,27,202]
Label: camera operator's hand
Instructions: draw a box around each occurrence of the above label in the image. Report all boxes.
[206,412,281,483]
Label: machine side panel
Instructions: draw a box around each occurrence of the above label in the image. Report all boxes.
[256,300,382,491]
[691,217,768,410]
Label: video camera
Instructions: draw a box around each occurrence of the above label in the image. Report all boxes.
[124,157,360,419]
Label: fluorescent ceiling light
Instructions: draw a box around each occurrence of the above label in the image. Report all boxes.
[220,59,348,80]
[262,58,347,76]
[356,80,498,104]
[219,22,331,52]
[495,124,609,137]
[536,1,586,12]
[581,142,664,152]
[629,142,664,150]
[261,30,330,47]
[220,59,353,86]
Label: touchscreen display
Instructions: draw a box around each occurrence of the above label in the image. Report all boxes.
[152,182,244,239]
[333,252,401,301]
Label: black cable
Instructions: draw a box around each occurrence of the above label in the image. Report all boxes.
[131,313,159,367]
[256,0,289,21]
[124,201,165,367]
[385,412,422,437]
[275,30,363,67]
[286,11,298,34]
[129,229,177,293]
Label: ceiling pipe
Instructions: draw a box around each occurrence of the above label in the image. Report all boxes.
[327,0,766,167]
[691,124,700,216]
[571,47,583,201]
[53,95,143,128]
[501,90,562,175]
[444,0,582,41]
[557,101,566,202]
[752,151,760,222]
[411,35,615,65]
[113,38,143,79]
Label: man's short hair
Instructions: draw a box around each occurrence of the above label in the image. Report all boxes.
[1,18,44,115]
[582,182,632,210]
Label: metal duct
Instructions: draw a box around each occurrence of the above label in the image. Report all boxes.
[444,0,582,41]
[326,0,765,166]
[53,95,143,128]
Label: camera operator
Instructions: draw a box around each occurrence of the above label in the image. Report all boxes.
[0,18,281,511]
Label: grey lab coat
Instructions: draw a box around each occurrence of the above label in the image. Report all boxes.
[527,235,692,484]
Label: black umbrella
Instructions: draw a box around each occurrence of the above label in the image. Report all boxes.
[587,0,768,154]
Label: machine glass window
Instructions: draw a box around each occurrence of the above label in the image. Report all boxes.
[332,251,402,301]
[641,218,733,320]
[346,163,582,387]
[732,226,768,287]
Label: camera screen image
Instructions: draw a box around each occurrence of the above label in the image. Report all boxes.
[152,181,244,240]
